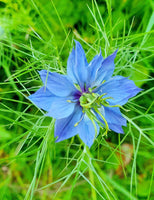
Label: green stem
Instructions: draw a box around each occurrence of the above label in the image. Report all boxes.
[85,146,97,200]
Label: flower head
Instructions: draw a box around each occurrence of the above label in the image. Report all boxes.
[28,41,142,147]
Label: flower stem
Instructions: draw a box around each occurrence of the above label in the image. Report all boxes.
[85,146,97,200]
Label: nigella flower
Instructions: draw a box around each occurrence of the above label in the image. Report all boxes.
[28,41,142,147]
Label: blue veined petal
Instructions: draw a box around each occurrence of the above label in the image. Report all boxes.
[96,75,142,105]
[67,41,88,88]
[47,96,76,119]
[74,40,88,66]
[28,87,75,119]
[77,115,99,148]
[96,106,126,133]
[104,107,127,127]
[87,50,103,87]
[55,105,83,142]
[67,47,77,83]
[39,70,76,97]
[74,40,88,89]
[95,49,118,85]
[28,87,55,112]
[108,123,124,133]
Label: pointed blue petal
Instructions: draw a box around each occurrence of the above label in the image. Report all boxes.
[96,106,126,134]
[28,87,55,112]
[95,49,118,84]
[96,75,142,105]
[67,47,78,83]
[74,40,88,89]
[47,96,76,119]
[108,123,124,133]
[74,40,88,66]
[104,107,127,127]
[77,115,99,148]
[55,105,83,142]
[39,70,76,97]
[87,50,103,87]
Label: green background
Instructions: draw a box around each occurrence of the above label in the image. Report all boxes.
[0,0,153,199]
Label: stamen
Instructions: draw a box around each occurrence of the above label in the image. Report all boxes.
[84,83,86,91]
[91,79,106,91]
[67,99,78,103]
[88,88,92,93]
[92,86,97,90]
[102,80,106,84]
[74,114,84,127]
[74,83,82,92]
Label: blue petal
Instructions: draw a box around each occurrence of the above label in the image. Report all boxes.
[104,106,127,127]
[95,49,118,85]
[96,106,126,133]
[28,87,55,111]
[55,105,83,142]
[67,41,88,88]
[39,70,76,97]
[87,50,103,87]
[74,40,88,66]
[77,115,99,148]
[108,123,124,133]
[67,47,77,83]
[47,96,76,119]
[96,75,142,105]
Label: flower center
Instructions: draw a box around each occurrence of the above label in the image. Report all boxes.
[71,84,123,135]
[79,90,111,109]
[79,88,112,135]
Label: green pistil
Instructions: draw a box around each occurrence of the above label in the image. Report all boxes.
[79,87,115,135]
[79,91,112,110]
[80,93,99,108]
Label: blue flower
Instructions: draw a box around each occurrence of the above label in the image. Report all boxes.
[28,41,142,148]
